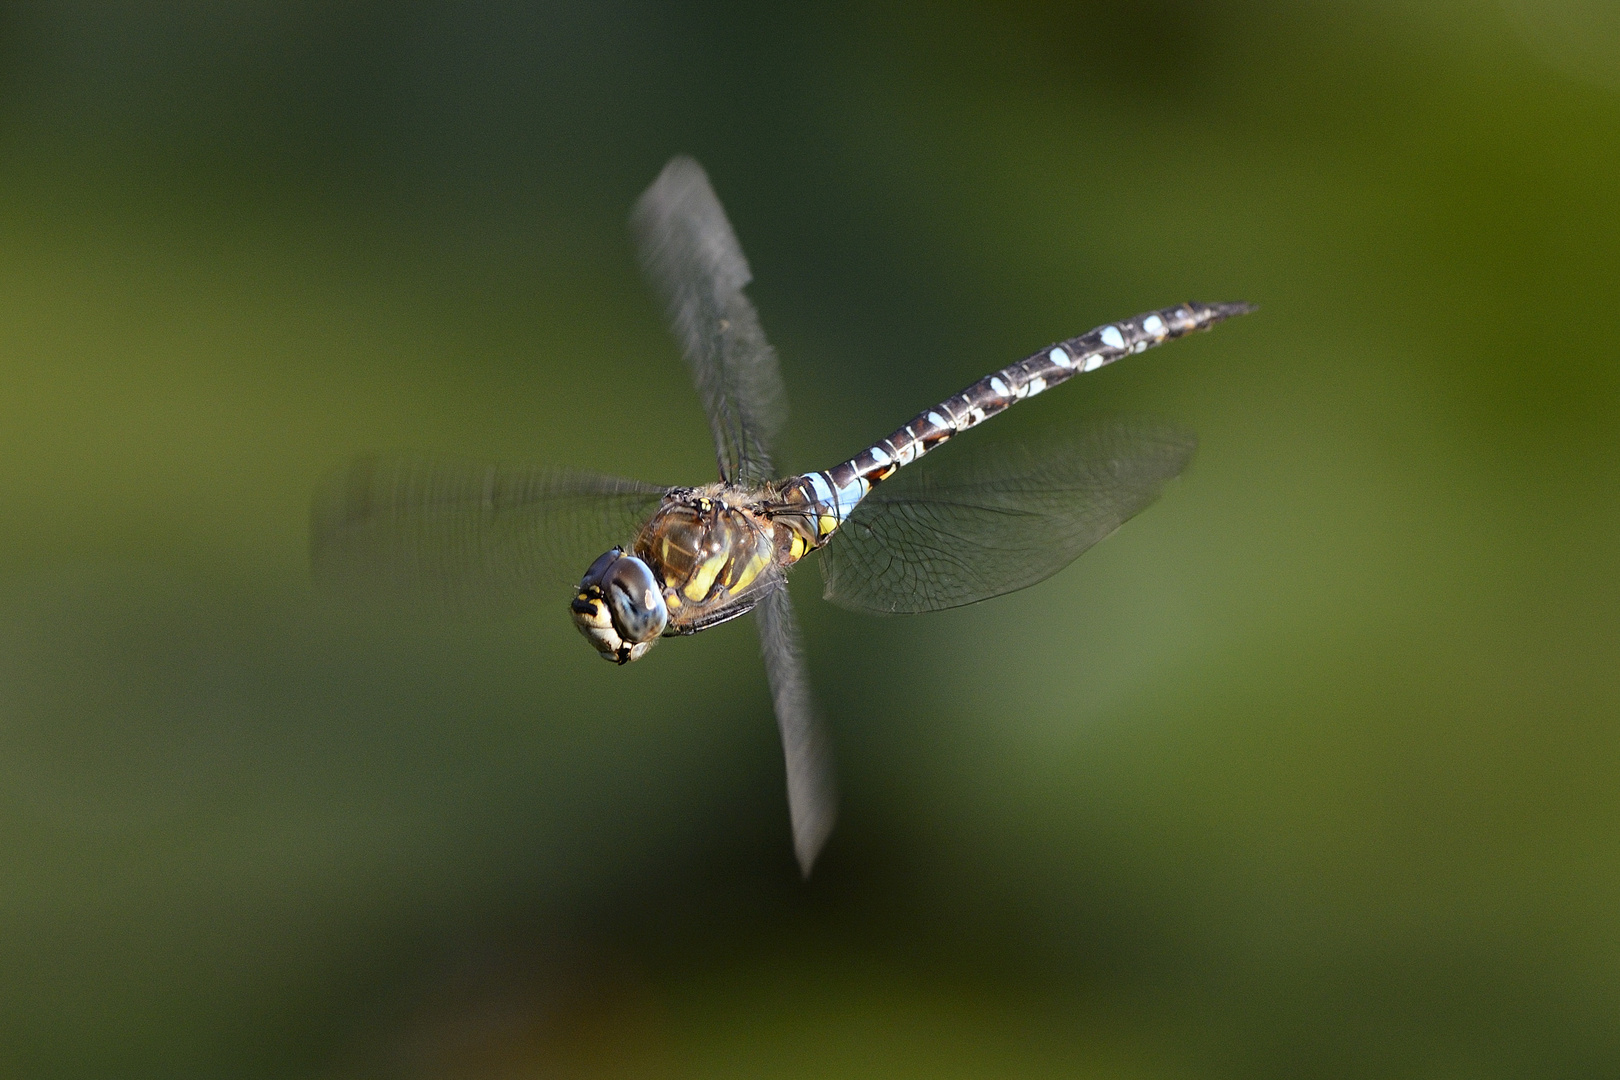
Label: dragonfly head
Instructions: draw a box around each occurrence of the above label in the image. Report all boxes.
[571,548,668,664]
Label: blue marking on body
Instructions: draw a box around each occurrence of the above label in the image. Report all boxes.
[807,472,835,507]
[831,475,867,519]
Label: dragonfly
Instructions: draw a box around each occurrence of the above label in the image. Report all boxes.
[312,156,1252,877]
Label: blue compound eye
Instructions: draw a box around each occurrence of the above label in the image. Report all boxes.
[578,548,623,589]
[603,555,668,644]
[571,548,664,663]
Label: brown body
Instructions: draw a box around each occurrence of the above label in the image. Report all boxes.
[633,483,820,635]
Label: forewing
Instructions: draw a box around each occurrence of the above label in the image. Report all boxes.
[820,418,1197,615]
[311,454,669,617]
[632,156,786,486]
[754,586,837,877]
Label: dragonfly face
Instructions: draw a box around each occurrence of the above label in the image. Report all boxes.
[571,547,668,664]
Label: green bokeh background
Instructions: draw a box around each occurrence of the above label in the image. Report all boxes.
[2,2,1618,1076]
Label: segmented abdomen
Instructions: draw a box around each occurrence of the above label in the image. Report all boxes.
[785,300,1252,546]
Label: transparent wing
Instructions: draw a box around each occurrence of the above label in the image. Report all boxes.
[754,585,837,877]
[820,418,1197,615]
[311,454,669,617]
[632,156,786,486]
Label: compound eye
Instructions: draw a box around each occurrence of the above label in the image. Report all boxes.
[577,547,624,590]
[604,555,668,644]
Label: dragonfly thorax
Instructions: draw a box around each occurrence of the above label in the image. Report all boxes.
[570,488,784,664]
[634,489,778,632]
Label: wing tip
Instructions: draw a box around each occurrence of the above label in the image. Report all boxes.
[638,155,707,211]
[792,802,838,879]
[658,152,705,180]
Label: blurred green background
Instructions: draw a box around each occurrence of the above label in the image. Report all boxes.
[0,1,1617,1076]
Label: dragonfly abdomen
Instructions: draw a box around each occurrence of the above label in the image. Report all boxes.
[788,301,1252,548]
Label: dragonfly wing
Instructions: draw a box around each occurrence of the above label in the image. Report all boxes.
[632,156,786,487]
[819,418,1197,615]
[311,454,669,617]
[754,585,837,877]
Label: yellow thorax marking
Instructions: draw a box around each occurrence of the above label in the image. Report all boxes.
[728,548,770,594]
[683,547,728,601]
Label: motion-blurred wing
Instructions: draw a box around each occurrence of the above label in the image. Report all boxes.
[820,418,1196,615]
[632,156,786,487]
[312,454,669,617]
[754,586,837,877]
